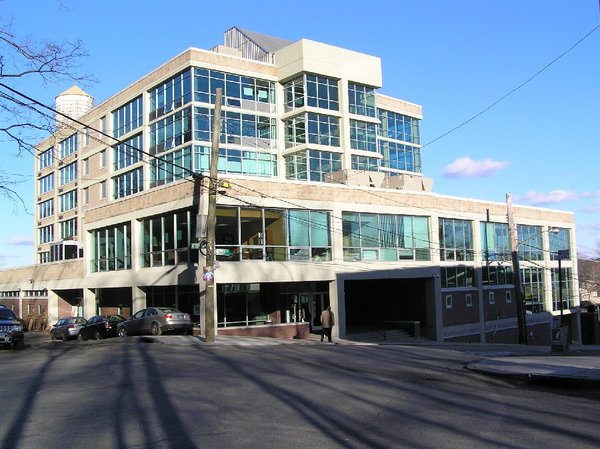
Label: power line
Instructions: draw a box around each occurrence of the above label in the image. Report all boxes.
[422,24,600,148]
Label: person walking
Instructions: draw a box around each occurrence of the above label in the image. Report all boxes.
[320,306,334,342]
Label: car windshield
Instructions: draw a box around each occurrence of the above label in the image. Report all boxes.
[0,309,16,320]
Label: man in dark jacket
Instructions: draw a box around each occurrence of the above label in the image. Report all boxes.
[320,306,335,342]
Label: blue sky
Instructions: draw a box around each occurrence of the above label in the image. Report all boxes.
[1,0,599,268]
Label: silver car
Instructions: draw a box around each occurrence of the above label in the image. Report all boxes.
[50,317,87,341]
[117,307,192,337]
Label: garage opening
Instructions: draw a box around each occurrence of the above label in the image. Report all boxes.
[344,278,432,338]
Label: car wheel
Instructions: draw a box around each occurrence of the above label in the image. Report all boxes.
[61,332,68,341]
[77,333,85,342]
[118,327,127,338]
[94,330,101,340]
[151,322,162,336]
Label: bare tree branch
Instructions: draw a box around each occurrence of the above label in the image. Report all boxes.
[0,17,93,208]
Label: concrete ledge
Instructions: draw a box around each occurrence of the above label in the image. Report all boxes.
[217,322,310,339]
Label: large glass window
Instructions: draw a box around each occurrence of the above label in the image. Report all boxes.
[378,140,421,173]
[39,148,54,169]
[38,173,54,194]
[551,267,574,311]
[151,146,193,187]
[59,134,78,158]
[114,134,143,170]
[520,267,544,313]
[285,150,341,182]
[481,222,510,261]
[59,162,77,186]
[91,222,131,272]
[517,225,543,261]
[378,110,420,145]
[149,107,192,154]
[482,265,513,286]
[113,167,143,199]
[342,212,430,262]
[194,107,276,147]
[285,113,340,148]
[549,228,571,261]
[59,190,77,212]
[39,225,54,244]
[441,266,474,288]
[350,120,377,152]
[439,218,474,261]
[194,145,277,178]
[348,83,375,117]
[284,74,339,111]
[351,155,379,172]
[141,209,197,267]
[60,218,77,239]
[38,199,54,219]
[214,207,331,262]
[113,96,143,138]
[149,69,192,120]
[194,68,275,109]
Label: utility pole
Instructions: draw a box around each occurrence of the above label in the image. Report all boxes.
[204,87,222,343]
[506,193,528,344]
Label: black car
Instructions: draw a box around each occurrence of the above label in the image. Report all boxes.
[0,306,25,350]
[118,307,193,337]
[77,315,126,341]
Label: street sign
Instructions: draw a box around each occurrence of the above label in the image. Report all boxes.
[557,249,570,260]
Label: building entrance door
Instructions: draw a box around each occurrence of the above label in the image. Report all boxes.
[310,292,329,330]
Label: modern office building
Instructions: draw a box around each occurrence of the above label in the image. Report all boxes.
[0,27,579,343]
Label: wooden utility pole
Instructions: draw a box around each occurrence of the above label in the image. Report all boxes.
[506,193,528,344]
[204,88,222,343]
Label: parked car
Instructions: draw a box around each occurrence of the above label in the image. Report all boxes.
[0,306,25,350]
[117,307,192,337]
[77,315,126,341]
[50,317,86,341]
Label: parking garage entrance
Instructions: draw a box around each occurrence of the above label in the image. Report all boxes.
[344,277,432,339]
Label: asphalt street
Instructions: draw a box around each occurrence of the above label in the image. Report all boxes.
[1,332,599,449]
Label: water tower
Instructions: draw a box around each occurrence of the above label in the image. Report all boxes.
[55,85,93,129]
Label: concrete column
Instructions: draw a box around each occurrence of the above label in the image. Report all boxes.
[82,288,96,319]
[47,290,61,325]
[331,278,342,339]
[132,286,146,313]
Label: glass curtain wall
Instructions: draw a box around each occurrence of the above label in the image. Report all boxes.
[481,222,510,262]
[342,212,430,262]
[214,207,331,262]
[141,209,197,267]
[439,218,474,261]
[91,223,131,272]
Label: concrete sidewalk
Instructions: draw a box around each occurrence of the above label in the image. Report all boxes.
[466,355,600,381]
[465,344,600,383]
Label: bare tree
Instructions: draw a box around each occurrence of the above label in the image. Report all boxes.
[578,252,600,306]
[0,18,92,206]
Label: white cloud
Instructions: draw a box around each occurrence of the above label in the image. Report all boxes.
[8,237,34,246]
[581,198,600,213]
[443,157,509,178]
[518,190,578,205]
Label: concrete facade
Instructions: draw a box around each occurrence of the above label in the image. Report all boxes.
[0,27,579,343]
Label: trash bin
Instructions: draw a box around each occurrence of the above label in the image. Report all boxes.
[551,326,569,353]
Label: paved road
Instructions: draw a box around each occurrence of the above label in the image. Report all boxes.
[1,333,599,449]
